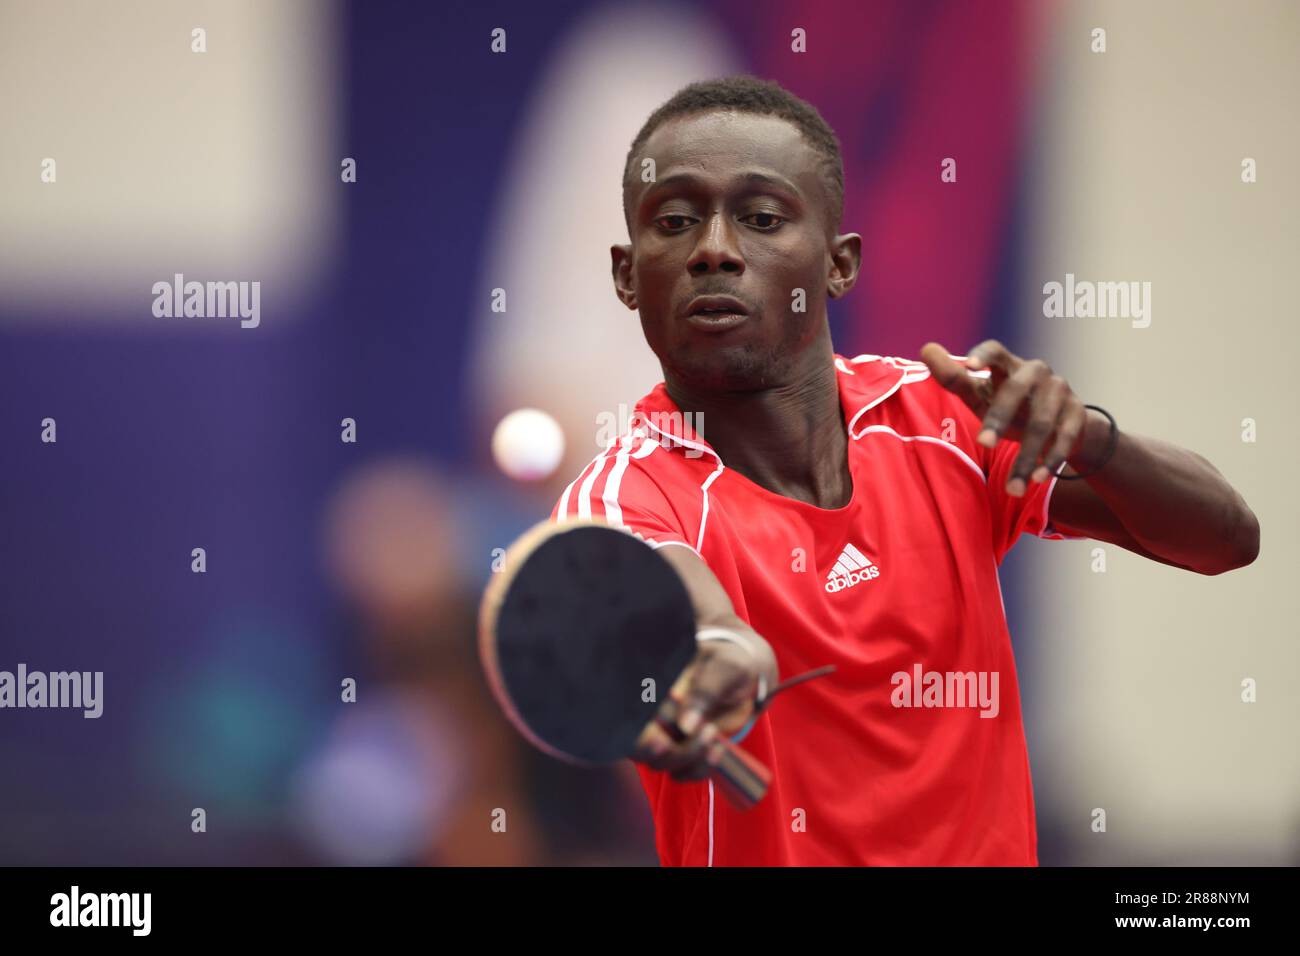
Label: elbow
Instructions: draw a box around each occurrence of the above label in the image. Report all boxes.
[1233,506,1261,568]
[1201,502,1260,575]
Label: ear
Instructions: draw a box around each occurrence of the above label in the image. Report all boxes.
[610,243,637,310]
[826,233,862,300]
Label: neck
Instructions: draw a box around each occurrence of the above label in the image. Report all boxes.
[663,339,852,509]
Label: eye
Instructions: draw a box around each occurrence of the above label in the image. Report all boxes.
[741,212,784,230]
[654,214,694,231]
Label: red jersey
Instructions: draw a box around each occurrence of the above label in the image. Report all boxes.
[549,354,1084,866]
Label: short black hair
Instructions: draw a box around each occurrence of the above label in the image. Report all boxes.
[622,74,844,233]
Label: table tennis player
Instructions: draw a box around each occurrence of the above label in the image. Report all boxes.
[549,75,1260,866]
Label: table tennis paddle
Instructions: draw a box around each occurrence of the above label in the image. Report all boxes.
[478,519,774,810]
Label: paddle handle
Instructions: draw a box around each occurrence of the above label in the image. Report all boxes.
[655,696,771,810]
[711,739,772,810]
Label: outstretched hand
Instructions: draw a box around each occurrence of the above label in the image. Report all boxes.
[919,340,1091,497]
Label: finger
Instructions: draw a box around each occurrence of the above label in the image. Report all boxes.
[978,359,1049,449]
[674,645,754,736]
[965,339,1016,373]
[918,342,991,413]
[636,713,708,775]
[688,730,735,782]
[633,720,680,770]
[657,660,705,735]
[1008,376,1067,496]
[668,722,722,782]
[1037,400,1088,482]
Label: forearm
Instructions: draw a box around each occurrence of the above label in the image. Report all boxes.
[1064,409,1260,571]
[657,544,780,687]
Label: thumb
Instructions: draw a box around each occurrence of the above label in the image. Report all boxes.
[665,663,709,736]
[919,342,962,380]
[920,342,984,409]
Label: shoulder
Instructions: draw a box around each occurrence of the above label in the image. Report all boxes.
[835,352,990,473]
[550,428,711,529]
[834,353,973,421]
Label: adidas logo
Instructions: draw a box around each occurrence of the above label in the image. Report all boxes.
[825,543,880,593]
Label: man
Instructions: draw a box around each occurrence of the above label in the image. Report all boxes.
[550,75,1259,866]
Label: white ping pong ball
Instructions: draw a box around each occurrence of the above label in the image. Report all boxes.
[491,408,565,481]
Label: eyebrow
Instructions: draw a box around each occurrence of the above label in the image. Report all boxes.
[640,170,803,205]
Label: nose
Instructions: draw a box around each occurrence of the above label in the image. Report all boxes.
[686,212,745,276]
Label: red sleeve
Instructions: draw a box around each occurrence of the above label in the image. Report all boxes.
[549,437,699,554]
[924,371,1088,564]
[982,436,1089,563]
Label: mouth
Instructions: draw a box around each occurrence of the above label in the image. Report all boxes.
[684,296,751,333]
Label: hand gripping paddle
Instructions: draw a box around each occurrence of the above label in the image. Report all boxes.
[478,519,774,810]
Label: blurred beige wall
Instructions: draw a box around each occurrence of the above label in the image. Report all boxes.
[1020,0,1299,863]
[0,0,341,320]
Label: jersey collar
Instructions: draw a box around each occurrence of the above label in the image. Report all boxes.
[631,354,929,454]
